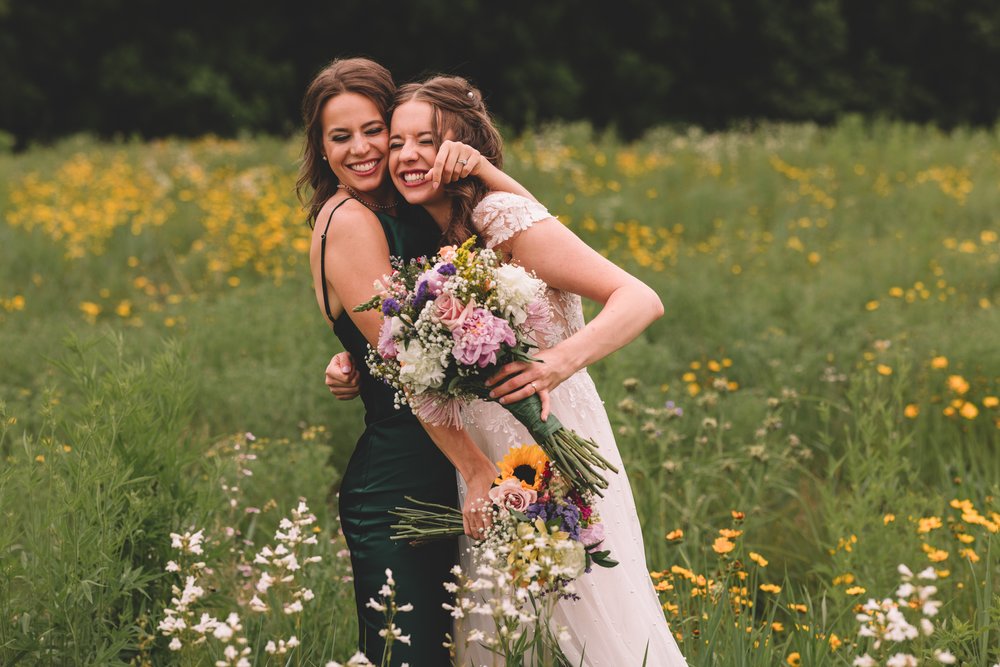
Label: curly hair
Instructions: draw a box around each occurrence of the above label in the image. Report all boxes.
[296,58,395,227]
[393,76,503,245]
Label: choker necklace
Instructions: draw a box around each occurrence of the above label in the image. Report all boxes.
[337,184,399,211]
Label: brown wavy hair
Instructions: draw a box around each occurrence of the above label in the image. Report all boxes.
[296,58,396,227]
[394,76,503,245]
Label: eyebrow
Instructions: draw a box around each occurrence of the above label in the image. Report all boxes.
[327,120,384,135]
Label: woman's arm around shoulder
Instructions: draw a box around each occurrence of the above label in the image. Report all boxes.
[486,206,664,411]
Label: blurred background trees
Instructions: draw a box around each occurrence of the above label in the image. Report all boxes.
[1,0,998,148]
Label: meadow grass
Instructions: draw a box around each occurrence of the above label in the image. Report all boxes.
[0,117,997,665]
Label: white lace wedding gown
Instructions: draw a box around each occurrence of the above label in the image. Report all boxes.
[455,193,688,666]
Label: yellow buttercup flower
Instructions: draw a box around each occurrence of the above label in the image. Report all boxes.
[496,444,549,491]
[712,537,735,554]
[947,375,970,395]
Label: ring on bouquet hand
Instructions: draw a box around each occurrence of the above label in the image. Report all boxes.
[457,158,468,166]
[529,381,538,393]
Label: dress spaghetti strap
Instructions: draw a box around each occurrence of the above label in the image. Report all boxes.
[318,197,354,326]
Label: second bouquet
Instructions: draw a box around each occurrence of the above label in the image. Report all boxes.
[354,237,618,496]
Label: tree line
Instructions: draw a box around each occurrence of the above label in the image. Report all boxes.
[1,0,998,148]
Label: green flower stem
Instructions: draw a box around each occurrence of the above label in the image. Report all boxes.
[496,392,620,496]
[390,497,465,543]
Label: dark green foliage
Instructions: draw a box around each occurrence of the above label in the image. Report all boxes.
[2,0,999,147]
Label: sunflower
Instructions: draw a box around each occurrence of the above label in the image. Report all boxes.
[496,444,549,491]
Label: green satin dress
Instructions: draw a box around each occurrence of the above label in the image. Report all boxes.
[319,200,457,666]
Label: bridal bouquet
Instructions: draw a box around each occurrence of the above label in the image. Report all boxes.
[391,444,617,596]
[354,237,618,496]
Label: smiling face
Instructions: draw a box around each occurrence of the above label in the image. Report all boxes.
[388,100,448,208]
[320,92,390,196]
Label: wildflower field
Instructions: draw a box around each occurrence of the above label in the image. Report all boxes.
[0,118,998,665]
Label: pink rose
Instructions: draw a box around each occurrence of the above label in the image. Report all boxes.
[580,522,606,548]
[434,293,476,331]
[489,478,537,514]
[438,245,458,262]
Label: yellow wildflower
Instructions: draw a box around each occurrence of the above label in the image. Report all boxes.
[960,548,980,563]
[749,552,768,567]
[917,516,942,533]
[786,652,801,666]
[759,584,781,594]
[948,375,970,395]
[713,537,735,554]
[931,356,949,369]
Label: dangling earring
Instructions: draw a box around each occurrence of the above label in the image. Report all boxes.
[322,156,327,161]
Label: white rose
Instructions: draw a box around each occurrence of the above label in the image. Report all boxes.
[494,265,544,325]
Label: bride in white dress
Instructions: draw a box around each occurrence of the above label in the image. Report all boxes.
[325,74,687,666]
[450,191,687,667]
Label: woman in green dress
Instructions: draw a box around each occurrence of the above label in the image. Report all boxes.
[298,57,527,665]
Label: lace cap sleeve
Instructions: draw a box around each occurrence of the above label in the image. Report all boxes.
[471,192,552,249]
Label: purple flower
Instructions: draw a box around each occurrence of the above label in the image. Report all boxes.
[417,267,448,300]
[381,297,401,316]
[412,280,431,311]
[436,262,456,276]
[524,499,581,540]
[451,308,516,368]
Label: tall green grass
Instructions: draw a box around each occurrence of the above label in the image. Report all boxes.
[1,119,998,664]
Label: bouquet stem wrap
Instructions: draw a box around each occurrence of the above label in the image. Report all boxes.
[471,387,620,497]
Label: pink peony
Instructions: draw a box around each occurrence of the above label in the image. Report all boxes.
[579,522,605,548]
[434,293,476,331]
[452,308,516,368]
[489,478,537,514]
